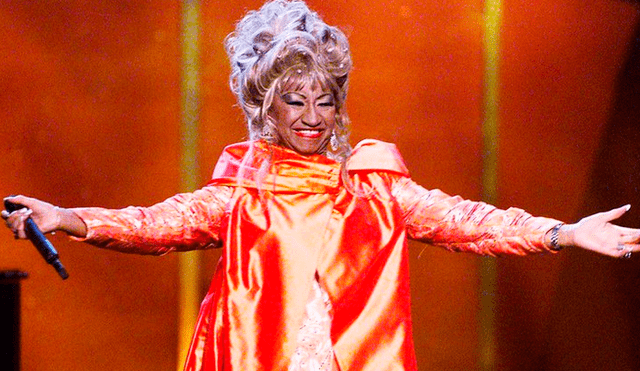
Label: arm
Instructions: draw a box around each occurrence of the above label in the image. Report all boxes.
[392,177,640,258]
[392,177,560,256]
[3,186,233,255]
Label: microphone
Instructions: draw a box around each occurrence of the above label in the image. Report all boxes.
[4,199,69,280]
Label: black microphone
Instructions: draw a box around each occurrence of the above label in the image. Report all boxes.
[4,199,69,280]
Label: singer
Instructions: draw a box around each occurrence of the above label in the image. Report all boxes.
[3,1,640,370]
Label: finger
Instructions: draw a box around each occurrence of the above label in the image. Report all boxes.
[13,211,31,239]
[15,209,31,223]
[5,210,20,227]
[15,228,27,239]
[613,225,640,235]
[5,208,31,230]
[618,232,640,244]
[612,225,640,243]
[9,208,33,220]
[4,195,32,210]
[598,205,631,223]
[618,244,639,259]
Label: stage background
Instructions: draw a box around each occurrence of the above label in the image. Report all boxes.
[0,0,638,370]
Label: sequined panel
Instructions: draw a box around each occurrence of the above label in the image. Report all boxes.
[289,279,337,371]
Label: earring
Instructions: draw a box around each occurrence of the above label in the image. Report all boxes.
[262,124,275,140]
[330,131,338,151]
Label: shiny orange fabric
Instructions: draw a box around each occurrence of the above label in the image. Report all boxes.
[197,140,418,371]
[73,139,561,371]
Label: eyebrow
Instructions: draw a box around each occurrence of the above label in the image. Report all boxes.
[280,92,334,100]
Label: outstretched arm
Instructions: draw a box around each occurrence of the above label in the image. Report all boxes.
[393,176,640,258]
[2,186,233,255]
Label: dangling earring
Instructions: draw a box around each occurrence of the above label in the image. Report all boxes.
[262,124,275,140]
[330,130,339,151]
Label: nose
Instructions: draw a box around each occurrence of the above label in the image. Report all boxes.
[301,105,321,127]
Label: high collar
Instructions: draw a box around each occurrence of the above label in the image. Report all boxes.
[207,139,410,193]
[208,141,342,194]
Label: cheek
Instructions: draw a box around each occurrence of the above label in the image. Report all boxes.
[270,110,292,131]
[269,99,295,124]
[325,110,337,128]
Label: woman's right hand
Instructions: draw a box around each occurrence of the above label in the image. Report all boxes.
[2,195,64,239]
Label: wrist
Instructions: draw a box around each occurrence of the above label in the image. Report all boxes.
[546,223,576,251]
[57,208,87,238]
[548,223,564,251]
[558,223,576,248]
[53,206,64,231]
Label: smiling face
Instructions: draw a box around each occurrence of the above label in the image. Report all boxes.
[268,79,337,156]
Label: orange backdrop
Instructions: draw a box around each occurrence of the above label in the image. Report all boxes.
[0,1,638,370]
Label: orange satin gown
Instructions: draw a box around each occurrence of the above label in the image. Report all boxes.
[73,140,560,370]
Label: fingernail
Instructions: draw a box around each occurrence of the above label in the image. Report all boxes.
[626,204,631,211]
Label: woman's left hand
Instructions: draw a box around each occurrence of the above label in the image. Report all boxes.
[560,205,640,258]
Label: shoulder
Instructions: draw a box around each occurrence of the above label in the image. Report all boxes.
[210,141,261,180]
[347,139,410,176]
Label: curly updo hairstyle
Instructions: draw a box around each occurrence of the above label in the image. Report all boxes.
[225,0,353,162]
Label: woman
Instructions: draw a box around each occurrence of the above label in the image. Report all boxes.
[3,1,640,370]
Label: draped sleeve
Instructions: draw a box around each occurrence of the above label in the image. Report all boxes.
[71,185,233,255]
[392,176,561,256]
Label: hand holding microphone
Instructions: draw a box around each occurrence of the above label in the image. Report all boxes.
[2,196,69,280]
